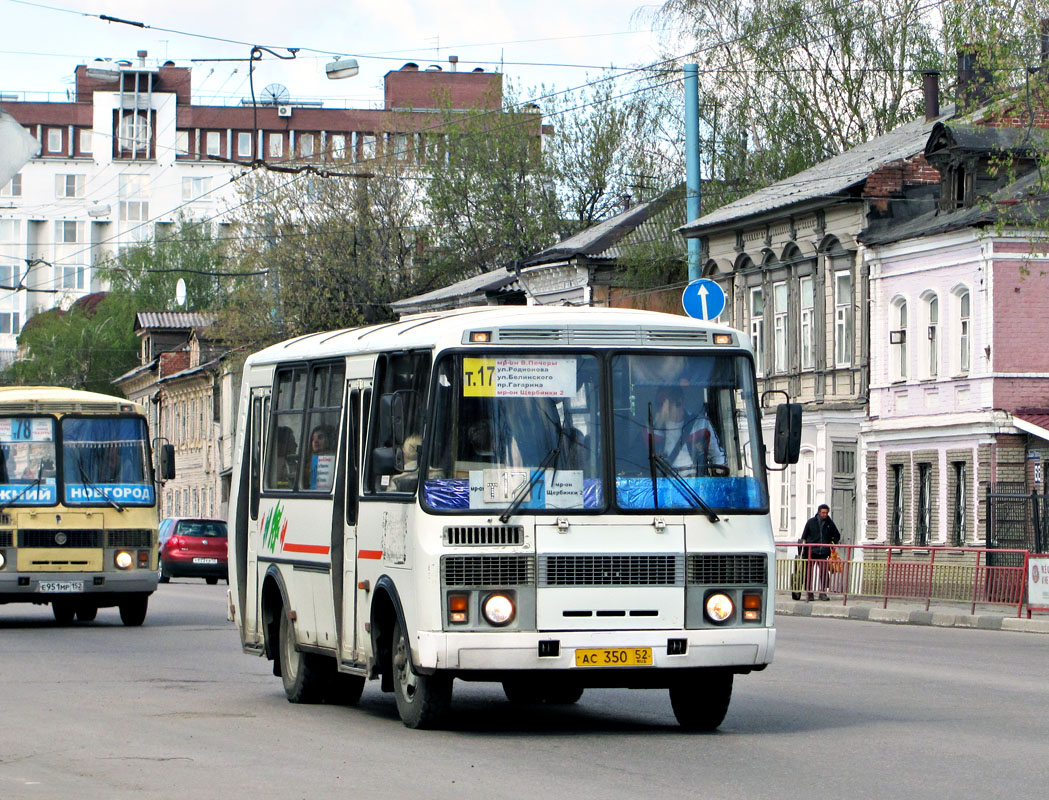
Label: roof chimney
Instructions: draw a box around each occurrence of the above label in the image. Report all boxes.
[922,70,940,121]
[956,46,992,110]
[448,55,458,73]
[137,50,147,67]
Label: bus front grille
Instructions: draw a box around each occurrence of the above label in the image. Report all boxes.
[106,529,153,548]
[442,555,535,587]
[19,530,103,548]
[687,553,767,585]
[539,554,685,587]
[444,525,524,546]
[0,531,12,547]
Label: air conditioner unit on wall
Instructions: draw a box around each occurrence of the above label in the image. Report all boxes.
[277,105,292,117]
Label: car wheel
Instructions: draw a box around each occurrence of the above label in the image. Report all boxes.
[118,595,149,627]
[158,558,170,584]
[75,604,98,622]
[278,610,327,703]
[669,669,733,731]
[52,600,75,625]
[391,617,452,729]
[206,577,219,585]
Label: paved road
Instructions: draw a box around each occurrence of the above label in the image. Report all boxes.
[1,585,1045,800]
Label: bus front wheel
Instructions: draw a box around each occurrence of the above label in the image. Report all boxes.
[52,600,75,625]
[75,604,98,622]
[278,611,327,704]
[118,595,149,626]
[391,618,451,729]
[669,669,733,731]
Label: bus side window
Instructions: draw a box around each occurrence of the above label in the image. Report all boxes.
[364,351,430,494]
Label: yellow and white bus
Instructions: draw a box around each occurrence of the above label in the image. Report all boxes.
[0,387,173,626]
[227,306,799,728]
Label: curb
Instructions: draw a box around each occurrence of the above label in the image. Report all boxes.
[776,600,1049,634]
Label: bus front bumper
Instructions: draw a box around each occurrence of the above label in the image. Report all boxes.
[0,570,158,604]
[416,626,775,674]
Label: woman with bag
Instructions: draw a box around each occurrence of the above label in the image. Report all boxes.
[800,503,841,601]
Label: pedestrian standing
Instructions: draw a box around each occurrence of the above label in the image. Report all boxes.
[800,503,841,601]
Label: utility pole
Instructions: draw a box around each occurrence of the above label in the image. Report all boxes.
[684,64,701,282]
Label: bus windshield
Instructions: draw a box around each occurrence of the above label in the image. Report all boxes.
[426,354,604,512]
[0,416,58,506]
[61,416,155,507]
[611,352,767,511]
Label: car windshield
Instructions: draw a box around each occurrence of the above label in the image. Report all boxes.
[177,521,227,538]
[61,416,155,506]
[425,353,603,512]
[610,352,767,511]
[0,416,58,507]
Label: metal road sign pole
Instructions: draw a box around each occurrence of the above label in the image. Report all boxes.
[684,64,701,282]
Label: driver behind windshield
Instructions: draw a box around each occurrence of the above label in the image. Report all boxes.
[651,386,726,477]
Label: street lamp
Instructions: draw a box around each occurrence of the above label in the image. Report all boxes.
[325,58,359,81]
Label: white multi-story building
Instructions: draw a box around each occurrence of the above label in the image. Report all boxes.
[0,52,504,362]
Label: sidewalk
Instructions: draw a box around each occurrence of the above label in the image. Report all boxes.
[775,592,1049,634]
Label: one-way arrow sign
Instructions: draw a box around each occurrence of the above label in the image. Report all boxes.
[681,279,726,320]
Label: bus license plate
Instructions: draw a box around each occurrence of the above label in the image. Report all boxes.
[575,647,653,667]
[193,558,218,564]
[38,581,84,593]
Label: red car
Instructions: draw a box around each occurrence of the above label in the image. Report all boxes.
[158,518,228,584]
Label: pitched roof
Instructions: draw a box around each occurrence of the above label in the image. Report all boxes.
[1013,411,1049,442]
[679,107,957,235]
[389,268,521,315]
[134,311,215,331]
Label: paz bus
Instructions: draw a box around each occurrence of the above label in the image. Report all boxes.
[0,387,174,625]
[227,306,800,729]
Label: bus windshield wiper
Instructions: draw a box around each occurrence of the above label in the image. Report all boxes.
[499,443,561,524]
[0,473,43,514]
[650,452,720,523]
[77,460,124,512]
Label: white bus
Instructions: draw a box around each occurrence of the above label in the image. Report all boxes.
[227,306,800,729]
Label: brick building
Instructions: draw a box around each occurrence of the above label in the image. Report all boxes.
[0,53,503,362]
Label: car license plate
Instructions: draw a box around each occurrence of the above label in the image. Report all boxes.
[575,647,653,667]
[193,557,218,564]
[38,580,84,593]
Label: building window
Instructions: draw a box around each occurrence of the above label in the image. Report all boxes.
[799,275,814,370]
[958,289,970,373]
[55,174,85,199]
[0,174,21,197]
[892,298,907,380]
[834,271,853,367]
[268,133,284,158]
[237,131,253,158]
[778,467,790,532]
[773,281,788,373]
[750,287,765,377]
[119,174,149,223]
[206,131,221,157]
[299,133,314,158]
[118,114,150,153]
[926,295,938,378]
[47,128,62,153]
[391,132,409,161]
[79,129,93,154]
[361,133,376,160]
[952,461,967,546]
[916,463,931,546]
[890,464,905,545]
[330,134,346,158]
[0,312,21,334]
[175,130,190,156]
[182,176,212,202]
[56,220,82,244]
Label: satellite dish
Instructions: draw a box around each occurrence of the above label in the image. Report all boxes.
[260,83,290,106]
[175,278,187,307]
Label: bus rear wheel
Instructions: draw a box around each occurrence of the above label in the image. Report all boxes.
[391,618,451,729]
[118,595,149,626]
[669,669,733,731]
[278,611,327,704]
[52,600,75,625]
[325,672,366,706]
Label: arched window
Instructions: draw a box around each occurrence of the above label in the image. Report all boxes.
[924,293,938,378]
[891,297,908,381]
[958,289,970,373]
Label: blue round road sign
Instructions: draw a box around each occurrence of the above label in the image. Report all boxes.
[682,279,726,320]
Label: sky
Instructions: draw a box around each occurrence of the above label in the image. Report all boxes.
[2,0,672,110]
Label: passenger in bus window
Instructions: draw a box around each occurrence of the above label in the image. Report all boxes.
[307,424,335,490]
[272,426,298,488]
[652,386,727,477]
[392,434,422,492]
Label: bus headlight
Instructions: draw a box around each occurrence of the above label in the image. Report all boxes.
[114,551,134,570]
[482,593,515,626]
[705,592,734,624]
[0,550,5,569]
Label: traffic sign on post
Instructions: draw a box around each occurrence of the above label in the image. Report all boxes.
[681,279,726,321]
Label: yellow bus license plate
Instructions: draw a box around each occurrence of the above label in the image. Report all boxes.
[575,647,652,667]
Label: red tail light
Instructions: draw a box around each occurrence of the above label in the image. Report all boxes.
[168,536,181,548]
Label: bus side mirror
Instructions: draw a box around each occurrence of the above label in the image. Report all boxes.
[372,446,405,476]
[159,443,176,480]
[377,392,406,448]
[773,403,802,464]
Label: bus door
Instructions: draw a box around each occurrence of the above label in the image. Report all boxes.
[337,362,370,666]
[244,387,269,645]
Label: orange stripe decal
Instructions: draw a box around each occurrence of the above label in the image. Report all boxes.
[283,543,331,554]
[358,549,383,560]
